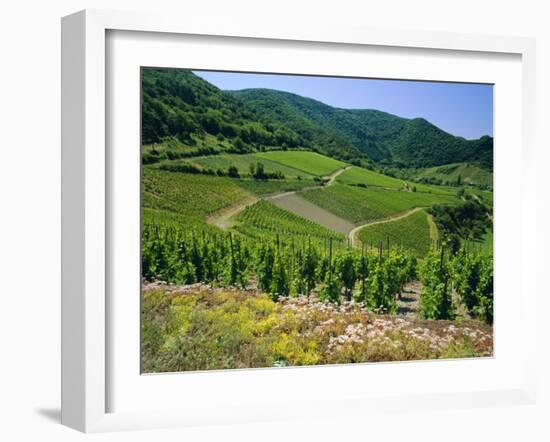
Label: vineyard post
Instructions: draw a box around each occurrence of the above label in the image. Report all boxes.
[361,243,367,301]
[328,237,333,287]
[229,232,235,283]
[291,239,295,284]
[378,240,383,264]
[439,244,452,318]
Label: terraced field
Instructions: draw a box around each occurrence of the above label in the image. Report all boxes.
[414,162,493,187]
[142,167,252,229]
[255,151,346,176]
[233,178,314,196]
[188,153,315,179]
[300,184,460,224]
[357,209,433,256]
[270,193,355,235]
[234,200,345,244]
[336,166,406,189]
[336,166,455,195]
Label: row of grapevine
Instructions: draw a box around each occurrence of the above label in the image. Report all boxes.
[418,246,493,324]
[142,223,417,311]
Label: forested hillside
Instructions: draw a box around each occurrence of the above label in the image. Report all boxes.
[142,69,493,170]
[141,68,368,165]
[232,88,493,169]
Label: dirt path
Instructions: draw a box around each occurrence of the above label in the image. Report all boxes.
[348,207,425,247]
[206,195,259,230]
[326,165,352,185]
[208,165,352,230]
[397,280,421,317]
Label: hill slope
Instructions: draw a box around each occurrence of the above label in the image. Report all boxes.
[141,68,366,164]
[141,68,493,170]
[231,88,493,169]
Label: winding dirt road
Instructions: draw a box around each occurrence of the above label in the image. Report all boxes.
[347,207,425,247]
[208,165,432,250]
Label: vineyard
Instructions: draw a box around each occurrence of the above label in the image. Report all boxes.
[188,153,315,179]
[233,200,344,244]
[300,183,459,224]
[357,209,433,257]
[139,68,494,373]
[255,150,346,176]
[233,178,313,196]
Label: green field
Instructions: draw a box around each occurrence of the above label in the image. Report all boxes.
[187,153,316,179]
[300,184,460,224]
[414,162,493,187]
[234,200,344,244]
[357,210,433,256]
[336,166,455,195]
[336,166,405,189]
[255,151,346,176]
[232,178,313,196]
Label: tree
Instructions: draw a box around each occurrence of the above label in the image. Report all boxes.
[251,162,267,180]
[227,165,240,178]
[233,136,245,151]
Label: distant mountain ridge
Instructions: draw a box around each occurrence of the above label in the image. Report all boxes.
[142,69,492,169]
[230,88,493,169]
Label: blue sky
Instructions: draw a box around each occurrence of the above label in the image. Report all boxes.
[194,71,493,140]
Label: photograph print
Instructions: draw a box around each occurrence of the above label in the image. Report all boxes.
[141,68,494,373]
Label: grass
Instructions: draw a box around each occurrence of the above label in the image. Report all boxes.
[254,151,346,176]
[357,210,433,257]
[141,283,493,373]
[300,184,460,224]
[187,153,316,178]
[234,200,344,244]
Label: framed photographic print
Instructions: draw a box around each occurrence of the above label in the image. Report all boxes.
[61,9,537,433]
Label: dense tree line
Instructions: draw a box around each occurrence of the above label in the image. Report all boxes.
[429,200,492,253]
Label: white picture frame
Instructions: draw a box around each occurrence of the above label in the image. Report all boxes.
[61,9,537,433]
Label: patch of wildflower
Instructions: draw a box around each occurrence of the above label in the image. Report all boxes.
[142,283,493,372]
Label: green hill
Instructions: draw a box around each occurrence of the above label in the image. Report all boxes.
[412,162,493,187]
[141,68,367,164]
[231,89,493,169]
[142,68,493,170]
